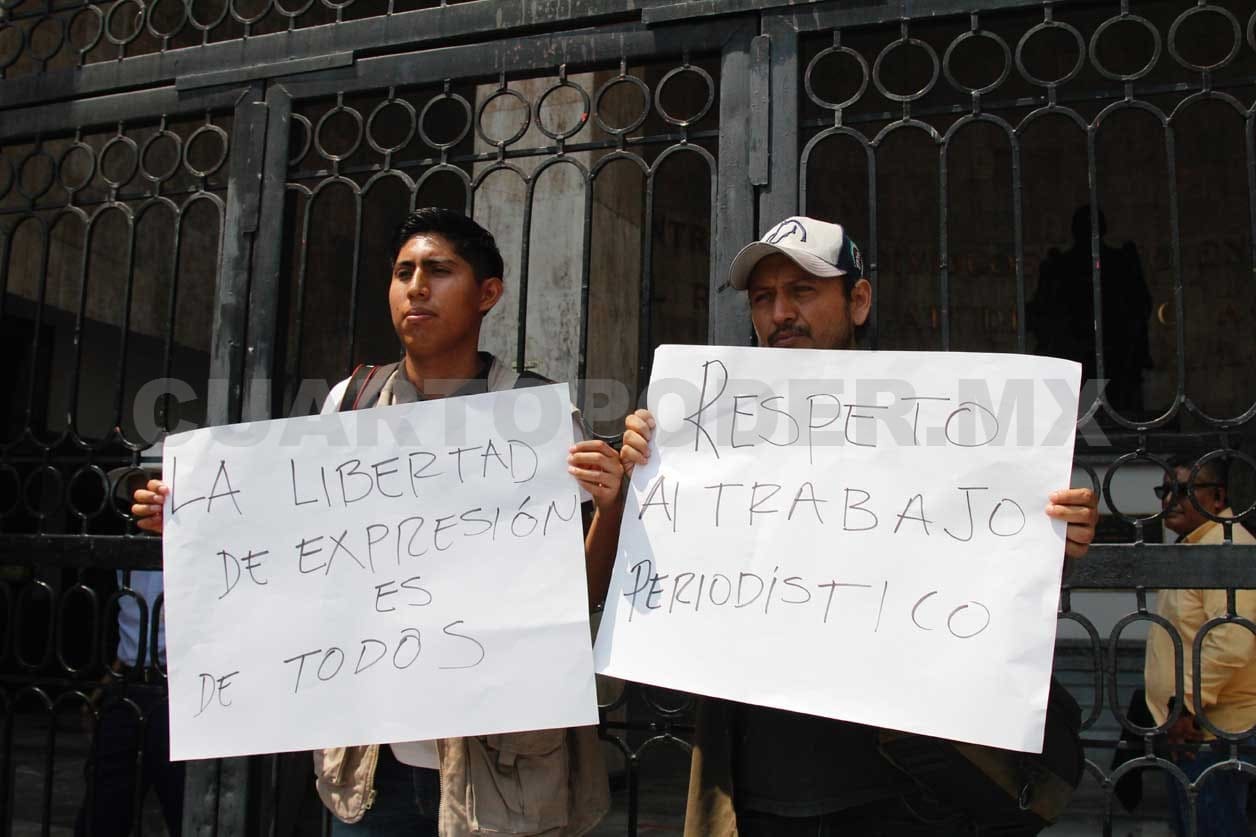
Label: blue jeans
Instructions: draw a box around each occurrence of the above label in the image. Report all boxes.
[331,747,439,836]
[1164,739,1252,837]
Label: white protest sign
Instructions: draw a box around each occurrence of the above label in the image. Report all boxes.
[161,384,599,761]
[594,346,1081,753]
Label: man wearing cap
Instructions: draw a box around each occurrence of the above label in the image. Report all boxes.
[616,216,1100,836]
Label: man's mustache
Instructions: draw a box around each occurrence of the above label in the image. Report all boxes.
[769,325,811,345]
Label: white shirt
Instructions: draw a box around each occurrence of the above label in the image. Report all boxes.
[116,570,166,667]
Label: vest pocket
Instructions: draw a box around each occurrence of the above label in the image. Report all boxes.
[315,747,349,784]
[466,729,571,834]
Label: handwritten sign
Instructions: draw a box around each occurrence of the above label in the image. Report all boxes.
[594,346,1081,753]
[162,384,599,761]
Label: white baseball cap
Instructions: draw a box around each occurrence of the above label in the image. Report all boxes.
[728,216,865,290]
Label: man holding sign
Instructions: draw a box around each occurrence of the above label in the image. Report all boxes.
[603,217,1099,836]
[134,209,620,836]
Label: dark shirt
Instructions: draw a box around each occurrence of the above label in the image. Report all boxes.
[732,703,912,817]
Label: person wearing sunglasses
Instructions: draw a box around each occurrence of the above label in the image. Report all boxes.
[1144,455,1256,836]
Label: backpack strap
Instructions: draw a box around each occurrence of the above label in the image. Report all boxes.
[338,362,400,412]
[512,370,553,389]
[338,364,375,412]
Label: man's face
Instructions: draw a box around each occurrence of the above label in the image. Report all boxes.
[1160,466,1224,536]
[746,254,871,350]
[389,233,502,359]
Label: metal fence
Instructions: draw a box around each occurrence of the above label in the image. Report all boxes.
[1,0,1254,834]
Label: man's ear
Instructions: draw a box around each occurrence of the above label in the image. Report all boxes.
[850,277,872,326]
[479,276,504,316]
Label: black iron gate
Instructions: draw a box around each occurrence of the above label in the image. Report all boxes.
[2,0,1255,834]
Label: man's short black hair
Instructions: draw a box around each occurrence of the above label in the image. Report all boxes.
[392,207,505,283]
[1167,453,1228,490]
[837,274,870,347]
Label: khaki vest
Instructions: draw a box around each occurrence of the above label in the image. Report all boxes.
[313,725,608,835]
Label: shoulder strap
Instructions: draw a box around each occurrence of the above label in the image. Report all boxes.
[338,362,400,411]
[338,365,375,412]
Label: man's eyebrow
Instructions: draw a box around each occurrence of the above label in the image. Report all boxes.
[749,275,811,293]
[420,256,456,268]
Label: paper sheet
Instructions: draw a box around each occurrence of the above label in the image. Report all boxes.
[594,346,1081,753]
[162,384,599,760]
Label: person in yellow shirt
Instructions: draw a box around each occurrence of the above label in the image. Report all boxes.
[1143,455,1256,837]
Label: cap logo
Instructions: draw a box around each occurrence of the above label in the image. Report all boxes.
[851,241,864,276]
[764,219,807,245]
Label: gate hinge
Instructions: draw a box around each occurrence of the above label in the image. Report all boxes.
[236,100,269,234]
[748,34,770,187]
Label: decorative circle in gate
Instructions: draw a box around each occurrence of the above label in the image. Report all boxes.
[0,23,23,71]
[229,0,272,27]
[1168,4,1242,73]
[27,16,67,64]
[146,0,189,40]
[313,104,364,162]
[1089,13,1161,82]
[366,97,416,156]
[58,141,97,193]
[140,130,183,182]
[804,45,869,111]
[872,35,939,103]
[100,134,140,188]
[68,5,106,56]
[593,73,650,136]
[23,465,64,520]
[273,0,316,21]
[184,123,230,177]
[1190,448,1256,524]
[104,0,146,46]
[418,92,472,151]
[642,685,693,715]
[187,0,231,33]
[1014,19,1085,87]
[943,29,1011,95]
[16,148,56,201]
[535,78,590,141]
[1101,451,1173,527]
[654,64,715,127]
[67,466,109,521]
[289,114,313,166]
[476,87,531,149]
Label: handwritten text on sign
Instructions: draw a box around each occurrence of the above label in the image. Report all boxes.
[593,346,1081,753]
[162,384,598,761]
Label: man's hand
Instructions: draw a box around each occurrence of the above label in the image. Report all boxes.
[132,480,169,534]
[1047,487,1099,560]
[568,440,625,512]
[620,409,655,477]
[1165,710,1204,760]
